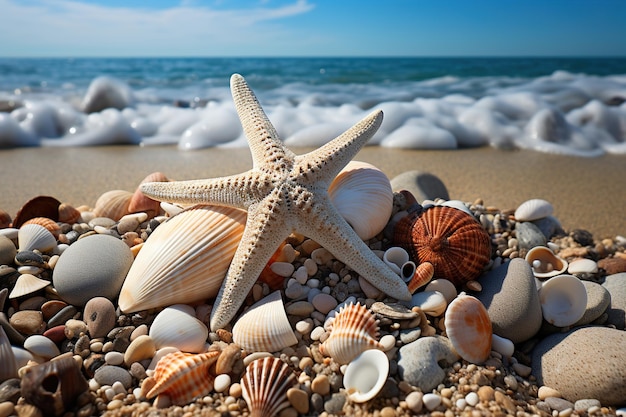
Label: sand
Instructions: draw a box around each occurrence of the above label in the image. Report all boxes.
[1,145,624,239]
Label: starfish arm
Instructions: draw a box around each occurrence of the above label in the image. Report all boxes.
[210,196,291,330]
[294,110,383,186]
[295,196,411,302]
[230,74,296,172]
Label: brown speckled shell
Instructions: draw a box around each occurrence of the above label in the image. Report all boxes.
[393,206,491,287]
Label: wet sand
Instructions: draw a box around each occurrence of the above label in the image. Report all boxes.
[1,146,624,239]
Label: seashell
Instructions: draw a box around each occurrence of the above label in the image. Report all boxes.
[525,246,568,279]
[146,350,220,406]
[567,258,598,276]
[9,274,51,299]
[12,196,61,228]
[514,198,553,222]
[20,355,89,416]
[118,205,246,313]
[424,279,457,304]
[538,274,587,327]
[57,203,82,224]
[382,246,409,276]
[149,304,209,353]
[343,349,390,403]
[0,209,11,228]
[93,189,133,221]
[444,293,492,364]
[408,290,447,316]
[18,224,57,253]
[328,160,393,241]
[407,261,434,294]
[241,357,297,417]
[0,326,17,382]
[128,172,169,218]
[232,291,297,353]
[22,217,60,238]
[319,302,383,364]
[393,205,491,287]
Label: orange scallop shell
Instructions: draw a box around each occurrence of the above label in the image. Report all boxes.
[444,293,492,364]
[241,357,296,417]
[393,206,491,287]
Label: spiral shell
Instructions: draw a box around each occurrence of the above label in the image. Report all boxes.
[444,293,492,364]
[93,189,133,221]
[393,205,491,287]
[328,161,393,240]
[319,302,383,364]
[241,357,297,417]
[18,224,57,253]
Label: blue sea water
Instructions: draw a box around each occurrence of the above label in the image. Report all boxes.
[1,57,626,155]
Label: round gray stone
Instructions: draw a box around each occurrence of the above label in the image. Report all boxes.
[397,335,459,392]
[515,222,547,253]
[0,236,16,266]
[94,365,133,389]
[574,281,611,326]
[602,273,626,330]
[390,171,449,202]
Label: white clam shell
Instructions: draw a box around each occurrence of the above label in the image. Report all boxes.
[0,326,17,381]
[118,205,246,313]
[382,246,409,277]
[515,198,554,222]
[525,246,568,279]
[567,258,598,275]
[328,160,393,241]
[539,274,587,327]
[149,304,209,353]
[343,349,390,403]
[232,291,297,353]
[424,279,458,304]
[9,274,51,299]
[18,224,57,253]
[408,290,447,317]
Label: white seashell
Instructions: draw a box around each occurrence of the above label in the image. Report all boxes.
[515,198,554,222]
[343,349,389,403]
[539,274,587,327]
[232,291,297,353]
[23,335,61,360]
[567,258,598,275]
[382,247,409,276]
[425,279,457,304]
[328,161,393,241]
[9,274,51,299]
[407,290,447,317]
[444,293,492,364]
[525,246,568,279]
[241,357,296,417]
[149,304,209,353]
[160,201,187,217]
[18,224,57,253]
[0,326,17,381]
[118,205,246,313]
[440,199,473,216]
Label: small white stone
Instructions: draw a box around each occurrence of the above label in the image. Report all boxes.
[491,334,515,357]
[304,258,318,276]
[379,334,396,352]
[567,258,598,275]
[293,266,308,284]
[307,278,320,288]
[422,393,441,411]
[295,319,314,335]
[465,391,479,406]
[112,381,126,395]
[105,351,124,366]
[455,398,467,409]
[214,374,231,393]
[310,326,325,341]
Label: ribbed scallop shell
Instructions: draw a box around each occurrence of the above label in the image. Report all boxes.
[393,206,491,287]
[18,224,57,253]
[514,198,553,222]
[129,172,169,218]
[444,293,492,364]
[9,273,51,299]
[146,350,220,406]
[328,161,393,241]
[118,205,246,313]
[241,357,297,417]
[232,291,297,353]
[93,189,133,221]
[22,217,60,238]
[319,302,383,364]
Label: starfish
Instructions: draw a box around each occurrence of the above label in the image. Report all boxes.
[141,74,411,330]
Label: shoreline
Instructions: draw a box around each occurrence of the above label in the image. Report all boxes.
[1,146,625,239]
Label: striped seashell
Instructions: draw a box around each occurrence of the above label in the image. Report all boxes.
[58,203,82,224]
[232,291,297,353]
[241,357,296,417]
[444,293,492,364]
[129,172,169,218]
[9,273,51,299]
[22,217,60,238]
[93,189,133,221]
[393,205,491,287]
[146,350,220,406]
[149,304,209,353]
[319,302,383,364]
[18,224,57,253]
[118,205,246,313]
[408,261,434,294]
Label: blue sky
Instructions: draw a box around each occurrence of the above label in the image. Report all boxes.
[1,0,625,57]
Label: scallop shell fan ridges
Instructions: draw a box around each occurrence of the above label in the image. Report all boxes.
[241,357,296,417]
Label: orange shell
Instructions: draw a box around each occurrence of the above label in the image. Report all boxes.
[58,203,82,224]
[146,350,220,406]
[241,357,296,417]
[129,172,169,218]
[408,261,434,294]
[393,206,491,287]
[22,217,61,238]
[444,293,492,364]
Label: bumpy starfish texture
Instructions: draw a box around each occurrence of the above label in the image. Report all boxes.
[141,74,411,330]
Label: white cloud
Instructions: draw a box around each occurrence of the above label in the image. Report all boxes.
[0,0,316,56]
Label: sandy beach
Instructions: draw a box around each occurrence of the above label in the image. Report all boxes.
[1,146,624,239]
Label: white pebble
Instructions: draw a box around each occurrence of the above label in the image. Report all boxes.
[379,334,396,351]
[422,393,441,411]
[310,326,326,341]
[307,278,320,288]
[456,398,467,409]
[304,258,317,276]
[293,266,308,284]
[491,334,514,357]
[105,351,125,366]
[295,319,314,335]
[133,387,143,400]
[104,388,116,401]
[112,381,126,395]
[214,374,231,393]
[88,378,100,391]
[465,391,479,406]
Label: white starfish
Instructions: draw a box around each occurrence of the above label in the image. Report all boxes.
[141,74,411,330]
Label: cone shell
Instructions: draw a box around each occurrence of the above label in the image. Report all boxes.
[129,172,169,218]
[319,302,383,364]
[9,273,51,299]
[241,357,296,417]
[118,205,246,313]
[328,161,393,241]
[393,206,491,287]
[93,189,133,221]
[408,261,435,294]
[18,224,57,253]
[146,350,220,406]
[232,291,297,353]
[444,293,492,364]
[22,217,60,238]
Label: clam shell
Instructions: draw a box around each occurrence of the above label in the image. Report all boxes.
[18,224,57,253]
[129,172,169,218]
[444,293,492,364]
[12,196,60,228]
[149,304,209,353]
[146,350,220,406]
[232,291,297,353]
[93,189,133,221]
[567,258,598,275]
[0,326,17,381]
[409,290,447,316]
[514,198,553,222]
[22,217,60,238]
[539,274,587,327]
[9,274,51,299]
[407,261,434,294]
[241,357,296,417]
[328,160,393,241]
[343,349,390,403]
[393,205,491,287]
[118,205,246,313]
[58,203,82,224]
[319,302,383,364]
[525,246,568,279]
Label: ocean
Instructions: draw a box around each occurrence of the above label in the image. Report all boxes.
[1,57,625,156]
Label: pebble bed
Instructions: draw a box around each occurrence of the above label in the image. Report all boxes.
[1,180,626,417]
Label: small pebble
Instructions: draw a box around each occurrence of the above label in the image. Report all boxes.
[538,385,562,400]
[311,374,330,395]
[311,293,338,314]
[104,351,125,366]
[465,391,479,406]
[422,393,441,411]
[213,374,231,393]
[287,388,309,414]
